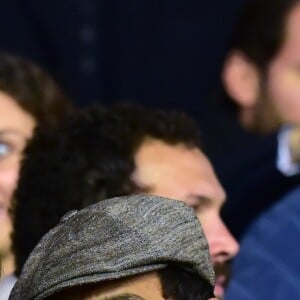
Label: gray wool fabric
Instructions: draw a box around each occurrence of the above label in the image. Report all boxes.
[10,195,215,300]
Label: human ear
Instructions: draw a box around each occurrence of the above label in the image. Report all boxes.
[222,50,260,108]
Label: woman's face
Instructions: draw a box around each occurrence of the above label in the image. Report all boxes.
[0,91,35,268]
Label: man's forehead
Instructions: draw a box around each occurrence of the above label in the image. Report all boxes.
[134,138,212,171]
[133,138,226,207]
[133,140,209,189]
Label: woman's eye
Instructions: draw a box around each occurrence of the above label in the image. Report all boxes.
[0,142,12,158]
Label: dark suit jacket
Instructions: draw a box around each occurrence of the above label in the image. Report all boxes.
[0,0,246,112]
[225,186,300,299]
[208,109,300,239]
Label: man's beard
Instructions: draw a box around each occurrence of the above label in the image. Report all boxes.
[243,80,282,133]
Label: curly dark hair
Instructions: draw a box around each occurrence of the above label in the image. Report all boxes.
[0,52,72,126]
[46,266,214,300]
[12,103,202,276]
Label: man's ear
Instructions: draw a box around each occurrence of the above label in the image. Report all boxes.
[222,50,260,108]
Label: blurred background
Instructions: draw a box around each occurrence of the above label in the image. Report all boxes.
[0,0,247,157]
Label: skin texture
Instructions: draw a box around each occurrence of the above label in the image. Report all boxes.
[131,138,239,299]
[0,92,35,277]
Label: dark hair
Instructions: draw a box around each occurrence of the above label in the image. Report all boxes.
[12,103,202,276]
[46,266,214,300]
[0,52,72,126]
[159,265,215,300]
[227,0,300,71]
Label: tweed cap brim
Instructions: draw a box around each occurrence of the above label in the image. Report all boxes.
[10,195,215,300]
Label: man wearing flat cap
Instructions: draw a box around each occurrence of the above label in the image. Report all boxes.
[10,195,217,300]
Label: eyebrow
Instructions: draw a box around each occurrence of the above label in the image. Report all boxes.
[187,195,212,207]
[189,193,225,206]
[0,129,31,140]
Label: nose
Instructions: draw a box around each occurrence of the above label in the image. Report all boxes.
[218,220,239,259]
[203,214,239,263]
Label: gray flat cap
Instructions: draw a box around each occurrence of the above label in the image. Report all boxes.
[10,195,215,300]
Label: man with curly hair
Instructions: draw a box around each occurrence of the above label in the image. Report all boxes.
[12,103,238,299]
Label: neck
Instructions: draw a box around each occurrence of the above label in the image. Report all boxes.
[1,252,15,278]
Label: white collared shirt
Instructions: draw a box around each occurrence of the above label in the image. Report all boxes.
[277,126,300,176]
